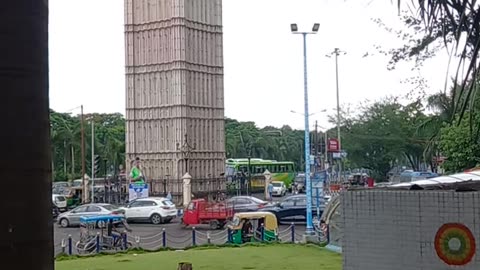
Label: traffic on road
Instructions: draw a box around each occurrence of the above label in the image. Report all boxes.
[52,192,321,255]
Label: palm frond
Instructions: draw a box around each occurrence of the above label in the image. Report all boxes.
[396,0,480,128]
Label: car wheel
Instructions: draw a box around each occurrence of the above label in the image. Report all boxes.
[150,213,163,225]
[209,220,219,230]
[59,218,69,228]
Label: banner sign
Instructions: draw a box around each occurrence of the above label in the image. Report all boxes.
[128,183,149,201]
[328,138,340,152]
[312,170,327,188]
[312,170,327,208]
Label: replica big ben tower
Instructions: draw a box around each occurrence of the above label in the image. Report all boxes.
[125,0,225,180]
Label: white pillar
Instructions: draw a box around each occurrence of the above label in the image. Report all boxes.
[182,172,192,207]
[263,170,271,200]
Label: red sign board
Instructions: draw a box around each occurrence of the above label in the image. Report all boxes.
[328,138,340,152]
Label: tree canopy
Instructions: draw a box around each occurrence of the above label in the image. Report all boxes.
[379,1,480,127]
[50,110,125,181]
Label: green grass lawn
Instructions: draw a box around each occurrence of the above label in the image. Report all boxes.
[56,245,341,270]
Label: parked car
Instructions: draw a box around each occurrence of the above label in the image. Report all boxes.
[52,194,68,212]
[52,181,70,189]
[263,194,325,224]
[57,203,125,228]
[226,196,271,213]
[271,181,287,196]
[121,197,177,225]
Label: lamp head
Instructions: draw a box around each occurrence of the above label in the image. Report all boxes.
[290,23,298,32]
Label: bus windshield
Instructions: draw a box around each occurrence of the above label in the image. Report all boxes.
[225,158,296,188]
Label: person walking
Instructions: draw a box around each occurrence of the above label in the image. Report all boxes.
[267,181,273,202]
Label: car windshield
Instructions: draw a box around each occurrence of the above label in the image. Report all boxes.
[250,197,267,204]
[162,200,174,206]
[101,204,116,210]
[72,181,82,187]
[272,182,282,187]
[55,196,66,201]
[295,177,305,183]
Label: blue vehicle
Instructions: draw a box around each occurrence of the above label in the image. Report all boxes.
[76,215,132,254]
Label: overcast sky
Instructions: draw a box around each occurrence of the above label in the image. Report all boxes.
[49,0,454,130]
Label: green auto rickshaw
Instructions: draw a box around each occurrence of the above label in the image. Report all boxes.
[228,212,278,244]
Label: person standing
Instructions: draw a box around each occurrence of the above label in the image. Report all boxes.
[129,157,145,184]
[267,181,273,202]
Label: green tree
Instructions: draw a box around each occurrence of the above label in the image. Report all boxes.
[439,112,480,172]
[225,118,305,171]
[341,98,431,180]
[49,110,126,181]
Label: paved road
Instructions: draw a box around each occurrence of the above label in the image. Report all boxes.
[53,193,307,255]
[54,217,306,256]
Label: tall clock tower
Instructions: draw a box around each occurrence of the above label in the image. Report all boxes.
[124,0,225,180]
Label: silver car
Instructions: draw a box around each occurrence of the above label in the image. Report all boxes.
[57,203,124,228]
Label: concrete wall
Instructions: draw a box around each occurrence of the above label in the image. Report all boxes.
[342,190,480,270]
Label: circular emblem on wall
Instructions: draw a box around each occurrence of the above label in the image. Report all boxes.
[435,223,476,266]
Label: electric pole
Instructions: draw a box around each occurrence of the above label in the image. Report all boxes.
[315,121,319,172]
[327,48,345,181]
[81,105,87,203]
[335,48,341,182]
[324,131,328,170]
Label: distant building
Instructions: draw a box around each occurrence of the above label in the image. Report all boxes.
[124,0,226,180]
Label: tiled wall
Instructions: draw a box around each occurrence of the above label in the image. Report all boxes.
[342,190,480,270]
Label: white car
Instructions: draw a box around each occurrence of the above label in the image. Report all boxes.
[122,197,177,225]
[57,203,125,228]
[52,194,67,212]
[271,181,287,196]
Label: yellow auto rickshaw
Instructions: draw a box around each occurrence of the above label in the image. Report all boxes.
[228,212,278,244]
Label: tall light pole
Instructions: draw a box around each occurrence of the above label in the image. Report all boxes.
[326,48,346,181]
[291,22,319,235]
[91,119,95,203]
[291,109,326,172]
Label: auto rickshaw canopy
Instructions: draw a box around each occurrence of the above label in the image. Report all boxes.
[229,211,278,231]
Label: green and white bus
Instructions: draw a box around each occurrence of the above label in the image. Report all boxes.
[225,158,296,188]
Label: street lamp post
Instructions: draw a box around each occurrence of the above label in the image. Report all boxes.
[291,23,319,235]
[177,134,196,175]
[290,109,327,172]
[91,119,95,203]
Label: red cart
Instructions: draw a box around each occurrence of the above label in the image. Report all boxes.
[182,199,234,230]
